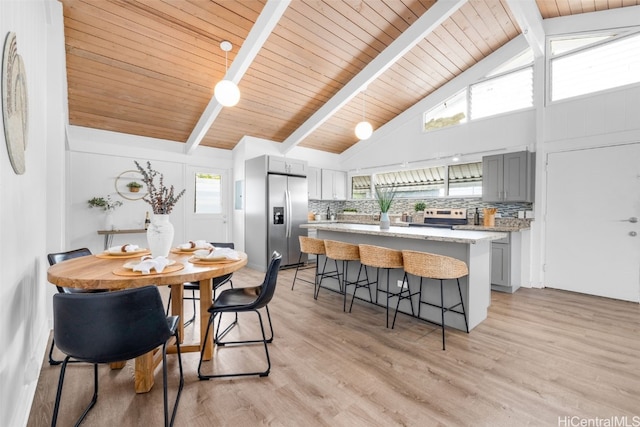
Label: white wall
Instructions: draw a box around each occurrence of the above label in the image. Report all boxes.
[0,1,63,425]
[65,126,233,255]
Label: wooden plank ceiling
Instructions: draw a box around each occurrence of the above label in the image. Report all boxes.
[61,0,640,155]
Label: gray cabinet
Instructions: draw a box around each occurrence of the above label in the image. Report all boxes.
[491,233,522,293]
[491,235,510,287]
[268,156,307,176]
[308,167,322,200]
[321,169,347,200]
[482,151,535,202]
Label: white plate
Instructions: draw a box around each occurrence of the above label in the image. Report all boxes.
[123,259,176,270]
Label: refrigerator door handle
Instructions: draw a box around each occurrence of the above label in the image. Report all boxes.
[285,189,291,238]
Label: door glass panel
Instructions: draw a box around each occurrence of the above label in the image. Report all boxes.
[195,173,222,214]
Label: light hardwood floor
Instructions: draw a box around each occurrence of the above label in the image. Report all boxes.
[28,265,640,426]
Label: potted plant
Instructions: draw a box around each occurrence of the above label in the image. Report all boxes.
[374,186,397,229]
[88,195,123,230]
[126,181,143,193]
[413,201,426,223]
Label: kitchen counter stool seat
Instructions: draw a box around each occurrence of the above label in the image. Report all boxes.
[358,244,410,328]
[402,250,469,350]
[323,240,372,312]
[291,236,338,299]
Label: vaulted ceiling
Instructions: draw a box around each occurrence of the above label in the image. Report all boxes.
[61,0,640,155]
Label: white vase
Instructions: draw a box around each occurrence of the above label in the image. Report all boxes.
[104,210,115,230]
[147,214,174,257]
[380,212,391,229]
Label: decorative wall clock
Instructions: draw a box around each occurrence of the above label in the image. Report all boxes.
[2,32,29,175]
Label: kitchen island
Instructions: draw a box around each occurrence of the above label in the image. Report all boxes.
[301,223,507,331]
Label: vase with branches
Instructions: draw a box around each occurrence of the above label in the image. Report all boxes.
[134,161,186,257]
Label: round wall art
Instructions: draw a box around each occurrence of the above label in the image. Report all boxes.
[2,32,29,175]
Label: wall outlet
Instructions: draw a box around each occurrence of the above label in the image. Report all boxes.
[397,279,408,290]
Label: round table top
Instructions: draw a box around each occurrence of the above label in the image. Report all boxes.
[47,251,248,291]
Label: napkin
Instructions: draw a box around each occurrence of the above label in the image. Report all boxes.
[199,247,240,260]
[178,240,212,250]
[107,244,139,253]
[132,256,170,274]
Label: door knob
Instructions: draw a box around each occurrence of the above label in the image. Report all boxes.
[622,217,638,223]
[630,231,637,237]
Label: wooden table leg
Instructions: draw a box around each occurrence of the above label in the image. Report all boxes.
[200,279,213,360]
[134,351,154,393]
[170,283,185,343]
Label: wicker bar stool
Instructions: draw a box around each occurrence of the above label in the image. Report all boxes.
[358,244,411,328]
[401,250,469,350]
[323,240,372,312]
[291,236,337,299]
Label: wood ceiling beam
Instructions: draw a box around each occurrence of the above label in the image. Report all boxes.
[279,0,468,155]
[505,0,545,57]
[184,0,290,155]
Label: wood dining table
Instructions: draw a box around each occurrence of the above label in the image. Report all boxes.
[47,249,248,393]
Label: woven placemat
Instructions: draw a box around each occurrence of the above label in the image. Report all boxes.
[95,249,150,259]
[112,263,184,276]
[188,256,237,265]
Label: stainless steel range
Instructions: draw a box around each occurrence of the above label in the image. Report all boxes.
[409,208,468,229]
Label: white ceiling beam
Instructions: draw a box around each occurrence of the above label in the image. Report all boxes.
[505,0,545,57]
[280,0,468,155]
[184,0,290,155]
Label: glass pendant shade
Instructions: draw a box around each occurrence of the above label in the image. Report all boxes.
[214,79,240,107]
[355,120,373,140]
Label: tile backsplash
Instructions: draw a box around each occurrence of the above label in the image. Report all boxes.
[309,198,533,219]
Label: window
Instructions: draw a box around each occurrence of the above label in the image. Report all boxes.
[470,67,533,119]
[351,175,371,199]
[423,90,467,131]
[550,31,640,101]
[194,173,222,214]
[424,48,533,128]
[448,162,482,196]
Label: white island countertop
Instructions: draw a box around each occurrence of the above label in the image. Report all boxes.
[301,223,507,244]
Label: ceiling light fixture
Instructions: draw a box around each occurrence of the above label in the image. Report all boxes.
[355,89,373,140]
[214,41,240,107]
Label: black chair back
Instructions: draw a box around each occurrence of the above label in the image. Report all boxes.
[250,251,282,310]
[48,248,93,294]
[53,286,172,363]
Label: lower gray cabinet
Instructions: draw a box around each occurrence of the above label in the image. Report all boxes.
[491,232,522,293]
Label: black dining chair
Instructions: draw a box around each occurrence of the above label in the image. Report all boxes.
[166,242,236,328]
[47,248,104,366]
[198,251,282,379]
[51,285,184,427]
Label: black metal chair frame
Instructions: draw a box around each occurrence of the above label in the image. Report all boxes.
[166,242,236,334]
[198,251,282,380]
[291,252,340,300]
[417,277,469,350]
[51,286,184,427]
[47,248,102,366]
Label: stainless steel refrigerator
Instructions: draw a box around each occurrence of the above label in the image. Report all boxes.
[245,156,308,271]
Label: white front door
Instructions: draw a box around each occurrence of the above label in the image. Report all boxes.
[545,143,640,302]
[184,166,230,244]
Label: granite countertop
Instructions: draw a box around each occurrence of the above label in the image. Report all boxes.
[301,222,507,244]
[454,224,529,232]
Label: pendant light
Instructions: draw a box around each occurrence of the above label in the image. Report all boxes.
[354,89,373,140]
[214,41,240,107]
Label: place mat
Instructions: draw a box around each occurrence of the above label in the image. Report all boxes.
[96,249,150,259]
[112,263,184,276]
[171,247,199,254]
[188,256,238,265]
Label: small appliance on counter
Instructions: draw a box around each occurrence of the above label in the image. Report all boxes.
[408,208,468,229]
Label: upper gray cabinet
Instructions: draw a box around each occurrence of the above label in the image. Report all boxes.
[308,167,322,200]
[321,169,347,200]
[482,151,535,202]
[267,156,307,176]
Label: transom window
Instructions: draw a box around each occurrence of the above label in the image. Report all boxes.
[550,30,640,101]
